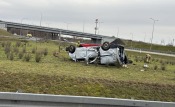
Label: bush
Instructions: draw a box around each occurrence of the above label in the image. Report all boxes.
[18,52,24,59]
[161,63,166,71]
[140,56,144,62]
[155,59,159,62]
[6,53,10,58]
[154,65,158,70]
[4,46,11,54]
[152,58,155,62]
[43,48,48,56]
[32,48,36,54]
[24,53,31,62]
[16,41,21,47]
[35,52,42,63]
[135,56,139,62]
[9,52,14,60]
[20,39,28,43]
[22,47,26,53]
[6,41,11,47]
[13,47,19,55]
[160,60,163,64]
[1,42,5,47]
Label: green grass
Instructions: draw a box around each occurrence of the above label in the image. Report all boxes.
[0,29,13,36]
[0,35,175,102]
[124,40,175,53]
[0,71,174,101]
[0,29,21,42]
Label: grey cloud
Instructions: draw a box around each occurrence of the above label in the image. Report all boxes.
[1,0,175,44]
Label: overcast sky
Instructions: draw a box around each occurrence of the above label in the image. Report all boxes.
[0,0,175,45]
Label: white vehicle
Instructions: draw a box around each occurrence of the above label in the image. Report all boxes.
[66,42,128,65]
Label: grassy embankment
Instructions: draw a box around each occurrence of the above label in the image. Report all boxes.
[0,29,13,36]
[0,29,175,102]
[124,40,175,53]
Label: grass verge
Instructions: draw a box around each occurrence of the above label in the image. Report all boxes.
[0,71,174,102]
[0,36,175,102]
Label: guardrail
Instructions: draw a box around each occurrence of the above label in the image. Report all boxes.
[126,47,175,55]
[0,92,174,107]
[125,48,175,58]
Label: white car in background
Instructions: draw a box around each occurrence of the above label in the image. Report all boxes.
[66,42,128,66]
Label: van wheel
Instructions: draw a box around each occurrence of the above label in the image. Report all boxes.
[101,42,110,51]
[69,45,76,53]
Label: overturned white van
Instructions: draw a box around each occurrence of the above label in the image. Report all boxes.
[66,41,128,66]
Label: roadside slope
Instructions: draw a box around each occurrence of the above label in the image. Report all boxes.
[0,29,13,36]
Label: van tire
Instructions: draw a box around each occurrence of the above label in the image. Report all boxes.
[69,45,76,53]
[101,42,110,51]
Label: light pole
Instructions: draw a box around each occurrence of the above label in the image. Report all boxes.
[95,19,98,35]
[150,18,158,50]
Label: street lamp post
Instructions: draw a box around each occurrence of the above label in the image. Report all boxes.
[150,18,158,50]
[95,19,98,35]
